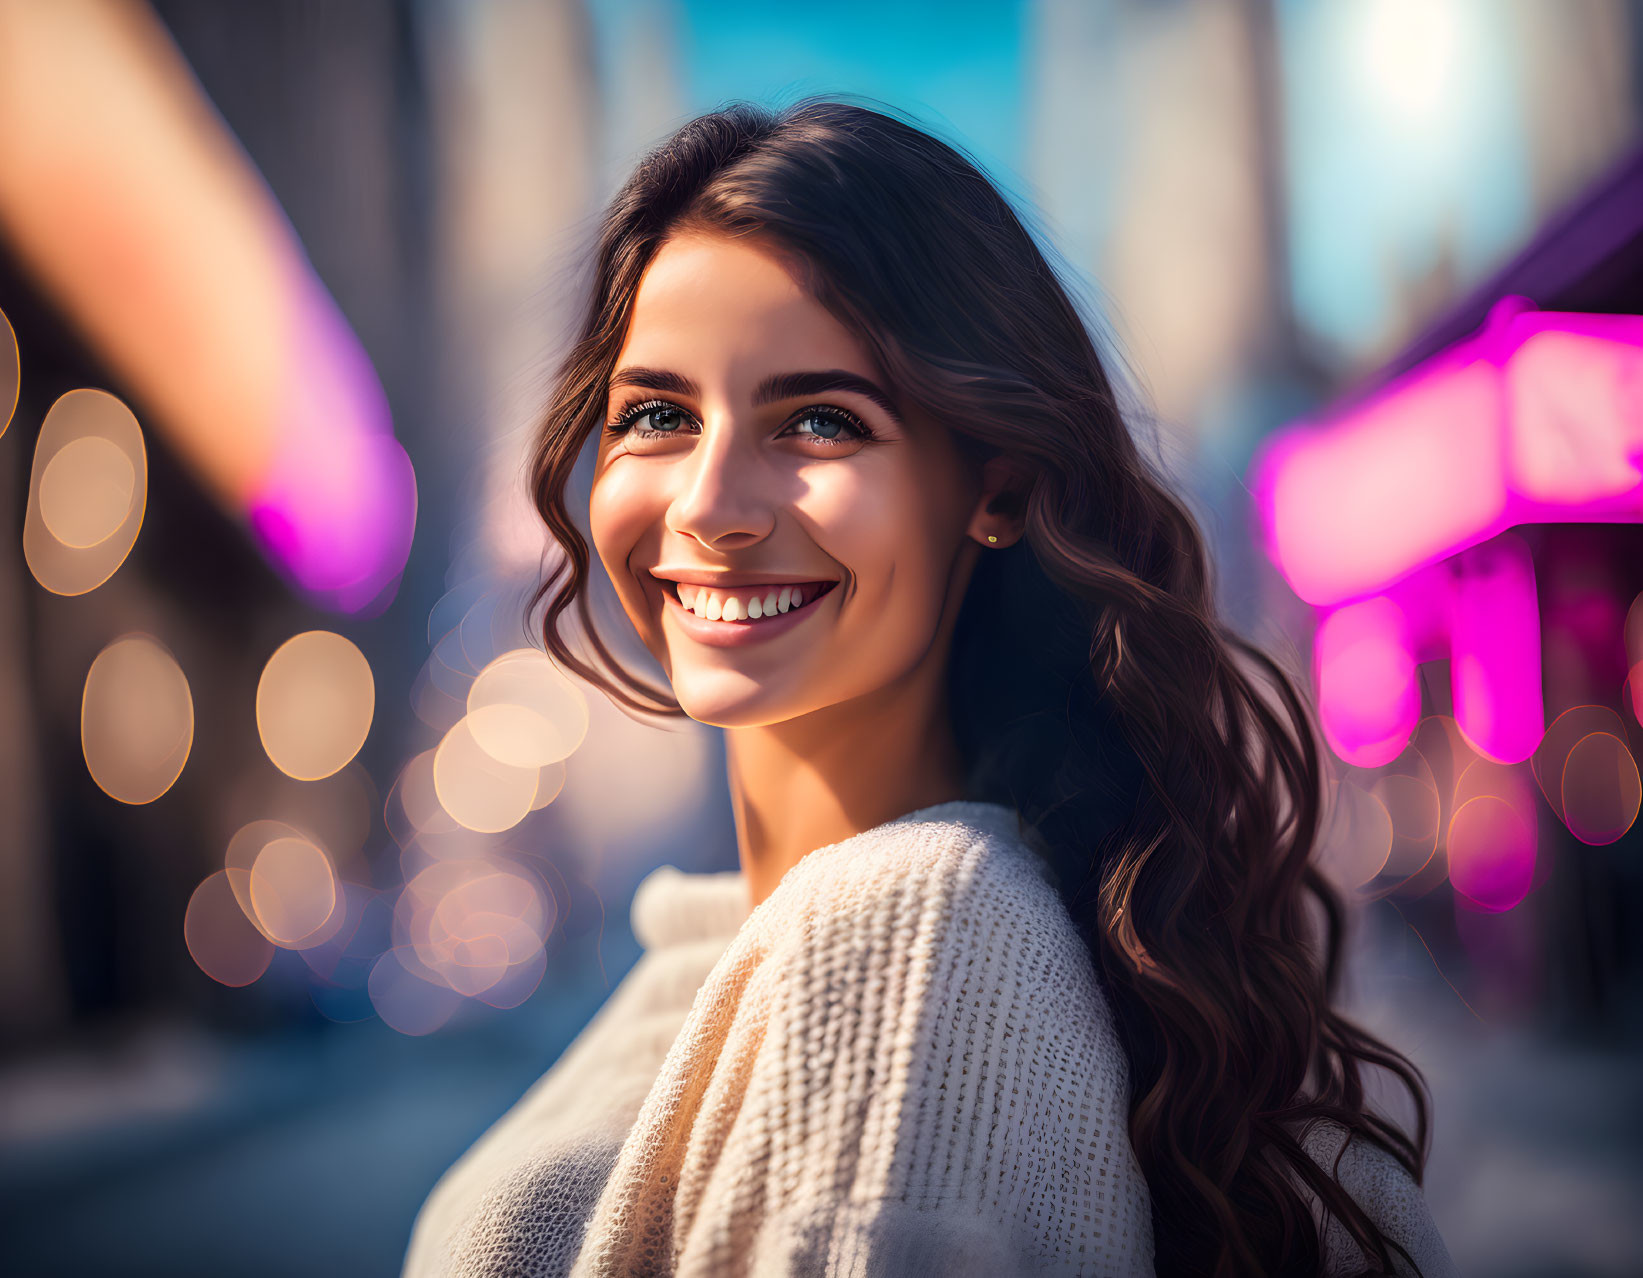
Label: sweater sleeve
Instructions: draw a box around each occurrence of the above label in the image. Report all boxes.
[568,818,1155,1278]
[1302,1121,1459,1278]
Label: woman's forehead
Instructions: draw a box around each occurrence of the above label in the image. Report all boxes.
[617,232,878,382]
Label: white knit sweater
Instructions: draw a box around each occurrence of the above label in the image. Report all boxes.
[402,800,1456,1278]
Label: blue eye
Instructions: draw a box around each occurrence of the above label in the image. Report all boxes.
[785,409,870,444]
[607,399,690,436]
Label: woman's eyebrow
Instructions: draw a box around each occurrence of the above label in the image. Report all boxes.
[608,366,904,426]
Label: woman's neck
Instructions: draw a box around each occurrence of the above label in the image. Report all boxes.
[724,673,968,911]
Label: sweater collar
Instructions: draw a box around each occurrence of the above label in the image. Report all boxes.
[631,800,1024,953]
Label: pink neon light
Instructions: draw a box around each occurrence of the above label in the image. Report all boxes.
[1250,298,1642,766]
[1312,596,1419,769]
[246,270,417,615]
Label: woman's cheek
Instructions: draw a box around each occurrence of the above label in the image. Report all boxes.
[587,468,651,571]
[805,463,906,545]
[833,472,931,581]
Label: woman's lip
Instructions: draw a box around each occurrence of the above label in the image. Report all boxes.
[656,576,838,590]
[662,580,838,648]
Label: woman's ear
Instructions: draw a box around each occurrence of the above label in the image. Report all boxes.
[966,455,1031,549]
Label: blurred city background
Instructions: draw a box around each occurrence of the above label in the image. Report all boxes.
[1,1,1640,1275]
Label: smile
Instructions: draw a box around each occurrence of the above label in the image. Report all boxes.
[660,579,840,648]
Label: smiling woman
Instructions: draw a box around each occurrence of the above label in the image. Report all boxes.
[583,225,997,912]
[402,98,1458,1278]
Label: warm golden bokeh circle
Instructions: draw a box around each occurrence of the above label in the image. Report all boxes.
[256,630,375,780]
[530,759,567,811]
[432,717,539,833]
[249,835,340,945]
[39,435,137,548]
[24,389,148,595]
[224,818,346,950]
[466,648,590,769]
[80,634,194,804]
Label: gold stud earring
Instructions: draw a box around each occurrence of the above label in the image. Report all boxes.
[986,535,998,544]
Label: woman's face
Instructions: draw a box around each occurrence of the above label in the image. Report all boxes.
[588,229,986,729]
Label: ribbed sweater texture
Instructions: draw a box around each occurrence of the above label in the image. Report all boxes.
[402,800,1456,1277]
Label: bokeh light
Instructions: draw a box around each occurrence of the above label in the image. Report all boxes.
[395,856,555,1000]
[1412,714,1479,895]
[530,759,567,811]
[466,647,590,769]
[249,834,340,946]
[1449,756,1539,912]
[432,717,538,833]
[24,389,147,595]
[385,749,458,846]
[80,634,194,804]
[222,762,377,885]
[1317,775,1394,890]
[1448,795,1537,913]
[1561,732,1641,846]
[1533,705,1629,826]
[224,819,346,950]
[39,435,137,548]
[297,881,376,983]
[0,305,16,440]
[256,630,375,780]
[367,946,464,1036]
[184,870,274,987]
[1375,771,1442,878]
[1313,596,1419,767]
[1341,740,1445,899]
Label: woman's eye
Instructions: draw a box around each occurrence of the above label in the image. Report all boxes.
[633,406,690,435]
[606,400,873,451]
[786,409,870,446]
[607,399,696,440]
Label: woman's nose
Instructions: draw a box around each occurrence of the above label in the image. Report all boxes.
[664,412,776,548]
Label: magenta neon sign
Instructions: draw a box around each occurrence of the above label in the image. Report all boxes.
[1249,297,1643,768]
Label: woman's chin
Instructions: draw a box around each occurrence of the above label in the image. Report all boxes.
[669,672,814,730]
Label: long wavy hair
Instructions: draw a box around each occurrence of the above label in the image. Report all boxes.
[526,97,1431,1277]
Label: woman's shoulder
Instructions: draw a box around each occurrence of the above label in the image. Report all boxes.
[1294,1119,1460,1278]
[573,800,1157,1274]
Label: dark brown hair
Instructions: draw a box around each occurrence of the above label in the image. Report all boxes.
[527,96,1431,1277]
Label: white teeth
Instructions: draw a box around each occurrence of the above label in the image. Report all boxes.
[675,582,827,621]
